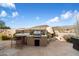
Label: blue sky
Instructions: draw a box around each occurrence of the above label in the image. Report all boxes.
[0,3,79,28]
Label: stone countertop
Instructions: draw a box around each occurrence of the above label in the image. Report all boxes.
[15,33,47,37]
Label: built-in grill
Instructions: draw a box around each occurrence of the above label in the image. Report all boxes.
[33,31,41,40]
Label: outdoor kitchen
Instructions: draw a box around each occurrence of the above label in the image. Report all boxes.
[14,27,53,47]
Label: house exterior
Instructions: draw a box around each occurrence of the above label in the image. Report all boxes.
[14,25,53,47]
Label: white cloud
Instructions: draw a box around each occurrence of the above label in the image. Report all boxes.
[46,10,76,24]
[61,11,72,19]
[0,3,19,18]
[0,3,16,9]
[46,17,60,23]
[12,11,19,17]
[0,10,7,17]
[36,16,40,20]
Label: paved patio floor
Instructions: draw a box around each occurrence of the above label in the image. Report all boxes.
[0,40,79,56]
[16,40,79,56]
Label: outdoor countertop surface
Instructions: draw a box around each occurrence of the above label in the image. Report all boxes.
[15,34,47,37]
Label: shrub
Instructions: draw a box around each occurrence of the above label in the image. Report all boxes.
[0,33,2,40]
[2,35,11,40]
[63,35,73,43]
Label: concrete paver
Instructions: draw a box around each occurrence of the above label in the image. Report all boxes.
[0,39,79,56]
